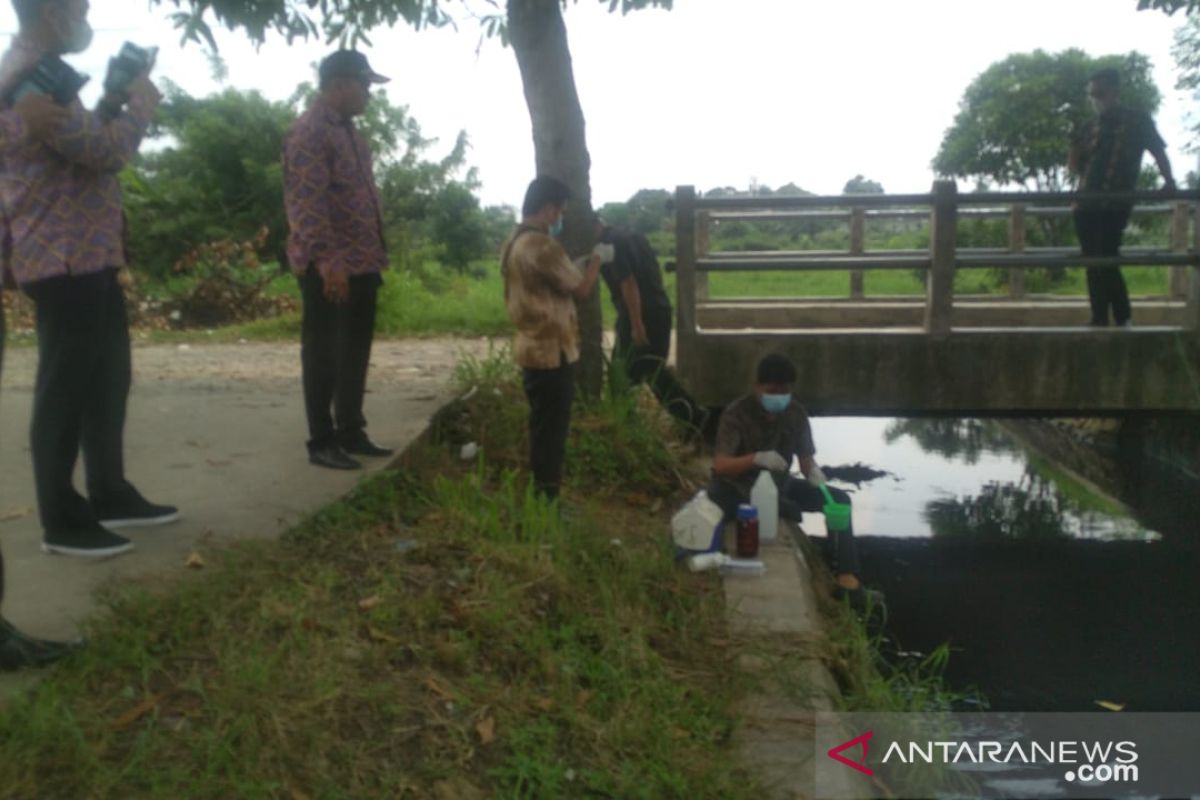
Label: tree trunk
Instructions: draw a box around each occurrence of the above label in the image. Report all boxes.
[507,0,603,399]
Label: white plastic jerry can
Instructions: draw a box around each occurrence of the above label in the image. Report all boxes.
[751,470,779,542]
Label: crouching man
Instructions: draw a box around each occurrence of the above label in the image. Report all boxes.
[706,353,879,608]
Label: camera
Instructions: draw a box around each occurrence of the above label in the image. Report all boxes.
[5,54,89,107]
[103,42,158,98]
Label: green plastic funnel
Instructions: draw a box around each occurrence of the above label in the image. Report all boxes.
[819,484,851,533]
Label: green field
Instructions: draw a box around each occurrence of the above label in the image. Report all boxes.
[696,265,1173,299]
[153,262,1173,344]
[4,257,1175,346]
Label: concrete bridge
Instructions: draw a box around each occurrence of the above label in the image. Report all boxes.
[672,182,1200,415]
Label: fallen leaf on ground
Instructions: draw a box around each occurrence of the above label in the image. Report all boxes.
[288,788,311,800]
[367,625,401,644]
[185,552,206,569]
[625,493,653,507]
[0,507,32,523]
[112,694,166,730]
[357,595,382,611]
[533,697,555,712]
[424,676,453,700]
[1095,700,1126,712]
[575,689,594,709]
[476,716,496,745]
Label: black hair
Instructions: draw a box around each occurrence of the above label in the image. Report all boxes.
[522,176,571,218]
[1089,68,1120,92]
[756,353,797,385]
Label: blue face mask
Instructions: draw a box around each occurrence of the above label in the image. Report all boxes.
[549,217,564,238]
[761,393,792,414]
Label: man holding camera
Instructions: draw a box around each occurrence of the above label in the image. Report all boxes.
[0,0,177,559]
[284,51,392,471]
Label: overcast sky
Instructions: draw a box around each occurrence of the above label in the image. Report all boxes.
[0,0,1194,208]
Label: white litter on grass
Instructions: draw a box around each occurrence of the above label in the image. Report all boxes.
[460,442,480,460]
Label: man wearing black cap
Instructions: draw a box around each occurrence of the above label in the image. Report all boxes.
[284,50,392,470]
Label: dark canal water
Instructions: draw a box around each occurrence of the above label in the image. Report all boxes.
[806,417,1200,713]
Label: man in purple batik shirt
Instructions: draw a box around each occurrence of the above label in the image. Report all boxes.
[283,50,392,471]
[0,0,178,560]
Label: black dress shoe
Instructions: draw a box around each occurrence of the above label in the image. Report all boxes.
[309,445,362,470]
[341,435,393,458]
[0,620,81,671]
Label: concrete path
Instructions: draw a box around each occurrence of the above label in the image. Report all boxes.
[0,338,491,646]
[724,526,873,799]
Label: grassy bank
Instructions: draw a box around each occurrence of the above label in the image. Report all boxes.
[0,355,763,799]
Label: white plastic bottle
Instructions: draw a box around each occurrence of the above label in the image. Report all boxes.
[751,470,779,542]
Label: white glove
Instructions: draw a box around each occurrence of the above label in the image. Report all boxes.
[808,465,828,486]
[753,450,789,472]
[592,242,615,264]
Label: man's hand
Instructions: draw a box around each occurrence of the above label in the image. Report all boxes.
[753,451,790,472]
[592,242,615,264]
[14,93,68,141]
[632,321,650,348]
[807,465,828,487]
[127,74,162,108]
[322,269,349,304]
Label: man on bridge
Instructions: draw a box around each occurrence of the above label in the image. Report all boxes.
[1069,67,1175,328]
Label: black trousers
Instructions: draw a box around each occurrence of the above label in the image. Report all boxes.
[706,475,862,576]
[1074,205,1133,326]
[614,307,704,428]
[299,268,381,451]
[1,299,6,607]
[522,358,575,500]
[26,269,135,535]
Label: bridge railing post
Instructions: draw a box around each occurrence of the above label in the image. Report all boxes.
[1008,203,1026,299]
[849,207,865,300]
[1169,201,1190,300]
[675,186,699,371]
[925,180,957,335]
[696,210,711,301]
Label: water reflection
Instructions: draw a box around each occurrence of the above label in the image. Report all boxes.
[925,479,1068,541]
[809,418,1161,542]
[884,418,1019,464]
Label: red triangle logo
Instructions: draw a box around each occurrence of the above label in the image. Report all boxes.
[827,730,875,776]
